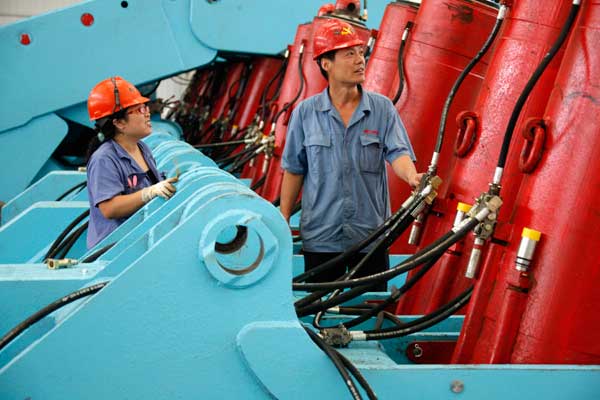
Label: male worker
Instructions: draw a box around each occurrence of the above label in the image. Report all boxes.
[280,19,422,290]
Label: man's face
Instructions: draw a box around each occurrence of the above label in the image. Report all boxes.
[324,45,366,85]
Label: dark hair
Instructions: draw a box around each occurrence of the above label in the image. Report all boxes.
[86,108,128,161]
[316,50,336,80]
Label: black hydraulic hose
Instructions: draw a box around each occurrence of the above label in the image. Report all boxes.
[216,143,260,167]
[310,211,417,325]
[0,281,108,352]
[293,217,475,291]
[314,252,441,330]
[293,227,454,312]
[194,138,249,149]
[496,0,580,171]
[56,181,87,201]
[44,209,90,260]
[227,148,261,173]
[295,193,432,296]
[392,21,414,105]
[271,44,306,129]
[363,285,473,340]
[81,242,116,263]
[303,327,367,400]
[336,350,378,400]
[293,195,417,283]
[251,175,266,191]
[260,56,289,123]
[435,6,506,154]
[297,283,378,318]
[227,62,253,124]
[55,222,88,259]
[372,311,403,330]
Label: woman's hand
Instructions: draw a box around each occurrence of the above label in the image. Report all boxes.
[141,177,178,203]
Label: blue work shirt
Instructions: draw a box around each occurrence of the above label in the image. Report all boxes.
[86,139,163,249]
[282,87,415,252]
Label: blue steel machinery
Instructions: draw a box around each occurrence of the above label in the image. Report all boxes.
[0,1,599,399]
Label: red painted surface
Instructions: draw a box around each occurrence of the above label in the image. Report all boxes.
[81,13,94,27]
[379,0,497,255]
[398,0,574,319]
[234,57,284,183]
[507,1,600,364]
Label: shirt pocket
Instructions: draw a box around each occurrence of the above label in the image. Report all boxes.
[305,133,333,173]
[359,134,383,174]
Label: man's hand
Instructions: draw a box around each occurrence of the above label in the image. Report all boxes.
[408,172,424,189]
[390,155,423,189]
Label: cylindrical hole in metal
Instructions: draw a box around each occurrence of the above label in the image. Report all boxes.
[214,225,264,276]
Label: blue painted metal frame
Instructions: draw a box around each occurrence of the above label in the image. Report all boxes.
[0,133,598,399]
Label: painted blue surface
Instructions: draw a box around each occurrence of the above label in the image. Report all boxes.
[0,202,88,263]
[0,133,599,398]
[190,0,387,55]
[0,114,68,202]
[1,171,86,225]
[0,0,216,133]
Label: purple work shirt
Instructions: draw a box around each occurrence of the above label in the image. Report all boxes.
[86,139,163,249]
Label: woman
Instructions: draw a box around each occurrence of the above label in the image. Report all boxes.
[86,76,177,248]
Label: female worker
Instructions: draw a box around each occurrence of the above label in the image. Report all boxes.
[85,76,177,248]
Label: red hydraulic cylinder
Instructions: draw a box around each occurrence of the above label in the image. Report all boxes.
[505,0,600,364]
[235,57,284,183]
[261,11,371,202]
[397,0,575,316]
[200,61,247,144]
[363,1,419,98]
[260,22,319,202]
[380,0,498,255]
[231,57,283,132]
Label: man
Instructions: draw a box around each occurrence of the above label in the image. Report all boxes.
[280,19,421,290]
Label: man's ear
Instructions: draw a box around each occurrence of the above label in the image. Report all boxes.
[321,57,332,73]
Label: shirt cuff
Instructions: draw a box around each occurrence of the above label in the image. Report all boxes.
[386,149,416,164]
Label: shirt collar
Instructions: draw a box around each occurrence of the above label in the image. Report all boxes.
[109,139,144,170]
[110,139,130,160]
[315,85,372,116]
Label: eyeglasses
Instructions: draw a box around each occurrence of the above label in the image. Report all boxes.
[126,103,150,115]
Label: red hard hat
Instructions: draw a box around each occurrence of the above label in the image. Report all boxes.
[313,18,366,60]
[87,76,149,121]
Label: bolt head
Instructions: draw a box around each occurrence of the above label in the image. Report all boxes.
[450,380,464,394]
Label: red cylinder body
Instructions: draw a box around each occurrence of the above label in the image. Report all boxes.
[384,0,498,255]
[222,57,282,182]
[506,1,600,364]
[200,62,246,144]
[397,0,574,316]
[363,1,419,98]
[261,16,371,202]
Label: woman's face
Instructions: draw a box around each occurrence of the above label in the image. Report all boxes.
[116,103,152,139]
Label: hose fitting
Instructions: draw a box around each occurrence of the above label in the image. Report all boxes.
[515,228,541,272]
[465,237,484,279]
[454,202,472,228]
[46,258,78,270]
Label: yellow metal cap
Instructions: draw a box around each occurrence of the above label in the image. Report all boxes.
[457,202,472,213]
[522,227,541,241]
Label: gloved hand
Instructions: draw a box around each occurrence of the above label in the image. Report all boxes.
[141,177,178,203]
